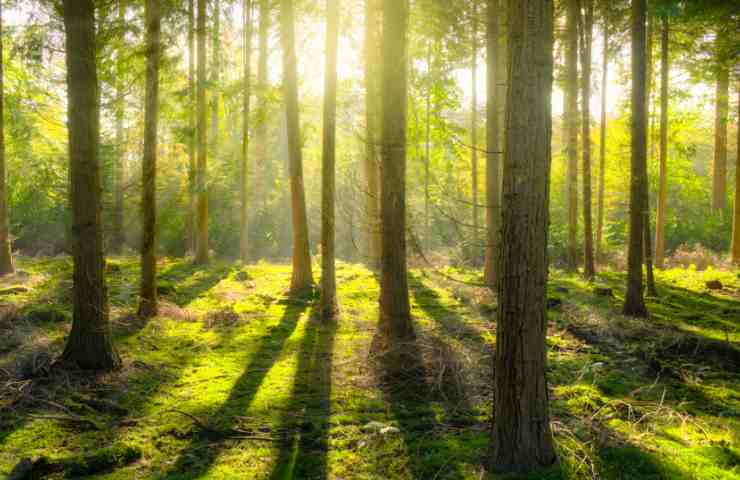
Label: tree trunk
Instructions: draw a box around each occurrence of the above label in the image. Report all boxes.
[138,0,161,318]
[280,0,313,292]
[255,0,270,215]
[596,15,607,262]
[581,0,595,279]
[732,82,740,264]
[187,0,196,254]
[654,18,668,269]
[210,0,220,148]
[471,0,479,264]
[0,1,13,275]
[623,0,648,318]
[565,0,579,271]
[194,0,209,264]
[60,0,120,370]
[424,43,431,249]
[483,0,499,288]
[712,64,729,211]
[320,0,339,319]
[111,0,126,255]
[490,0,556,471]
[379,0,413,347]
[364,0,381,270]
[240,0,253,264]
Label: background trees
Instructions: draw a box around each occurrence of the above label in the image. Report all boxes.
[0,0,13,275]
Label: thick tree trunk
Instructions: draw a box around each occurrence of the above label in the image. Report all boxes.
[138,0,161,318]
[320,0,339,319]
[732,82,740,264]
[187,0,196,254]
[0,1,13,275]
[596,18,607,262]
[654,18,669,269]
[240,0,253,264]
[255,0,269,215]
[713,64,729,211]
[111,0,126,255]
[490,0,556,471]
[623,0,648,318]
[60,0,120,370]
[483,0,499,288]
[280,0,313,292]
[581,0,595,279]
[364,0,381,270]
[565,0,579,271]
[471,0,479,264]
[194,0,209,264]
[379,0,413,348]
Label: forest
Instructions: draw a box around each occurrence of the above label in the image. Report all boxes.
[0,0,738,478]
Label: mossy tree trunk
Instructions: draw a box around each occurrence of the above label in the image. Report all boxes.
[194,0,209,265]
[565,0,579,271]
[483,0,500,288]
[0,0,13,276]
[60,0,121,370]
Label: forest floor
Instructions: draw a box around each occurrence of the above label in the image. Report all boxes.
[0,256,739,479]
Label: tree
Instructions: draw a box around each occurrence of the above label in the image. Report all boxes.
[364,0,381,270]
[240,0,253,264]
[732,82,740,264]
[320,0,339,319]
[490,0,557,471]
[470,0,480,263]
[280,0,313,292]
[378,0,413,348]
[581,0,595,279]
[254,0,269,213]
[0,0,13,275]
[565,0,579,271]
[623,0,648,318]
[138,0,161,318]
[483,0,500,288]
[59,0,121,370]
[187,0,196,253]
[596,4,608,262]
[654,16,669,268]
[194,0,209,264]
[712,44,729,211]
[111,0,126,254]
[210,0,221,148]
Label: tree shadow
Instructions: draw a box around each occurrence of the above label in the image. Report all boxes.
[268,311,336,480]
[158,260,234,307]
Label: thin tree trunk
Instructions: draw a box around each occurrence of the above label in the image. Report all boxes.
[240,0,253,264]
[643,9,656,296]
[194,0,209,264]
[581,0,595,279]
[111,0,125,254]
[187,0,196,253]
[655,18,668,268]
[424,43,431,249]
[60,0,120,370]
[732,82,740,264]
[565,0,579,271]
[255,0,269,215]
[623,0,648,318]
[210,0,220,148]
[713,64,729,211]
[483,0,499,288]
[320,0,339,319]
[280,0,313,292]
[138,0,161,318]
[596,17,607,262]
[490,0,556,471]
[0,1,13,275]
[364,0,381,270]
[471,0,479,263]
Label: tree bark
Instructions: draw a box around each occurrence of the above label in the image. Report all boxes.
[111,0,126,255]
[490,0,557,471]
[0,1,13,275]
[581,0,595,279]
[240,0,253,264]
[483,0,499,288]
[471,0,480,264]
[138,0,161,318]
[255,0,270,214]
[732,82,740,264]
[320,0,339,319]
[194,0,209,264]
[280,0,313,292]
[654,18,668,269]
[623,0,648,318]
[364,0,382,270]
[596,13,607,262]
[187,0,196,253]
[60,0,120,370]
[712,64,729,211]
[565,0,579,271]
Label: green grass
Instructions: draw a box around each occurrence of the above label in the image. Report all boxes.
[0,257,739,479]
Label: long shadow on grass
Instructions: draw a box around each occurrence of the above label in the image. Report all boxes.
[158,260,234,307]
[268,311,336,480]
[157,298,310,479]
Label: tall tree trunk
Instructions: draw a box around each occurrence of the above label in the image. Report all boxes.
[60,0,120,370]
[194,0,209,264]
[210,0,220,148]
[623,0,648,317]
[0,1,13,275]
[138,0,161,318]
[471,0,479,263]
[643,10,656,297]
[483,0,499,288]
[565,0,579,271]
[712,64,729,211]
[379,0,413,349]
[364,0,381,270]
[654,18,669,269]
[240,0,253,264]
[280,0,313,292]
[581,0,595,279]
[255,0,269,215]
[596,14,607,262]
[187,0,196,253]
[732,82,740,264]
[491,0,556,471]
[320,0,339,319]
[424,43,431,249]
[111,0,126,254]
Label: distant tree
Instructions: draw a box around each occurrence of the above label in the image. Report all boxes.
[240,0,253,264]
[732,82,740,265]
[490,0,556,471]
[623,0,648,318]
[320,0,339,319]
[138,0,161,318]
[654,16,669,268]
[565,0,579,271]
[581,0,595,279]
[470,0,480,263]
[111,0,126,254]
[59,0,121,370]
[210,0,221,148]
[483,0,500,288]
[187,0,196,253]
[596,0,610,262]
[0,0,13,275]
[364,0,381,270]
[280,0,313,292]
[195,0,209,264]
[712,37,729,211]
[254,0,270,214]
